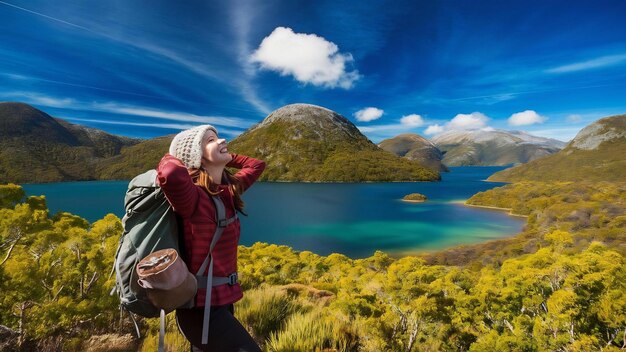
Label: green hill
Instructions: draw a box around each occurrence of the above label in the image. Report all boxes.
[489,114,626,182]
[56,119,138,158]
[228,104,440,182]
[96,136,172,180]
[0,102,138,183]
[378,133,448,172]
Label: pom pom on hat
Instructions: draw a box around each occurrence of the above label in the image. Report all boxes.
[168,125,217,169]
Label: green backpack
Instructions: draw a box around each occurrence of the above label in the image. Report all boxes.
[112,169,238,349]
[112,169,180,320]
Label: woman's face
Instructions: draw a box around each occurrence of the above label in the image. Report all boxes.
[201,130,232,167]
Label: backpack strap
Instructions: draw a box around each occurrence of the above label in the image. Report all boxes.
[194,195,237,277]
[194,194,238,345]
[158,309,165,352]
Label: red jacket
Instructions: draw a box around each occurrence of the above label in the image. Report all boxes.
[157,153,265,306]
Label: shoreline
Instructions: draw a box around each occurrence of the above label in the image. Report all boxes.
[462,203,528,218]
[448,200,527,218]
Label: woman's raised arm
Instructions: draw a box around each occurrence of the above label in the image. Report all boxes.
[157,153,199,218]
[227,154,266,193]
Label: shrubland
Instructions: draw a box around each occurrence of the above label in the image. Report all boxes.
[0,181,624,351]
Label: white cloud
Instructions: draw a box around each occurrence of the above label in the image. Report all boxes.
[421,112,489,136]
[448,112,489,130]
[508,110,546,126]
[424,124,445,135]
[250,27,361,89]
[400,114,424,127]
[354,107,384,122]
[546,54,626,74]
[567,114,582,123]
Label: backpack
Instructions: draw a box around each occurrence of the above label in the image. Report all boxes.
[112,169,238,349]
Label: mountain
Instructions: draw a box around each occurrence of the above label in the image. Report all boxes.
[1,102,440,183]
[431,129,565,166]
[56,119,138,158]
[97,136,172,180]
[488,114,626,182]
[227,104,440,181]
[378,133,448,172]
[0,102,80,144]
[0,102,138,183]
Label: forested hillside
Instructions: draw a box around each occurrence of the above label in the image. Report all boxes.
[0,102,139,183]
[1,182,624,351]
[424,181,626,266]
[488,114,626,182]
[228,104,440,182]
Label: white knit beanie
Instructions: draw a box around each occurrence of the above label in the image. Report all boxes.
[168,125,218,169]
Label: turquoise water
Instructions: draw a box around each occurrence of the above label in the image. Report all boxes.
[22,167,525,258]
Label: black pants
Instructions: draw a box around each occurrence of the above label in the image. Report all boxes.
[176,305,261,352]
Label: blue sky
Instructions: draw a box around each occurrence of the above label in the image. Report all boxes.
[1,0,625,142]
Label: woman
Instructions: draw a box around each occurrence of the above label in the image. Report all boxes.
[157,124,265,352]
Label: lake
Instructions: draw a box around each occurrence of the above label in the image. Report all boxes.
[22,166,525,258]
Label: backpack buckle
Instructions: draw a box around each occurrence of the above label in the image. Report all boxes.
[218,219,229,228]
[228,272,238,286]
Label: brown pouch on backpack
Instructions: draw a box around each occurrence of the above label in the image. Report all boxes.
[136,248,197,312]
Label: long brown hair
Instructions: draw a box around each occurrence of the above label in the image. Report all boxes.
[188,168,246,214]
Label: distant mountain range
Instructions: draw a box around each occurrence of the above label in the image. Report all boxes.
[431,129,565,166]
[0,102,439,183]
[379,129,565,168]
[489,114,626,182]
[378,134,448,172]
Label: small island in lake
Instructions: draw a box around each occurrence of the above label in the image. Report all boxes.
[402,193,428,202]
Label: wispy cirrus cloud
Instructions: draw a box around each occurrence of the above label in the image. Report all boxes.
[546,54,626,73]
[65,117,198,130]
[2,92,252,128]
[566,114,582,123]
[0,0,91,31]
[0,1,227,81]
[522,127,583,142]
[64,117,244,136]
[229,1,273,115]
[1,72,170,100]
[0,1,272,115]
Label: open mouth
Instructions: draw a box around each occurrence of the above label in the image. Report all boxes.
[220,147,228,153]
